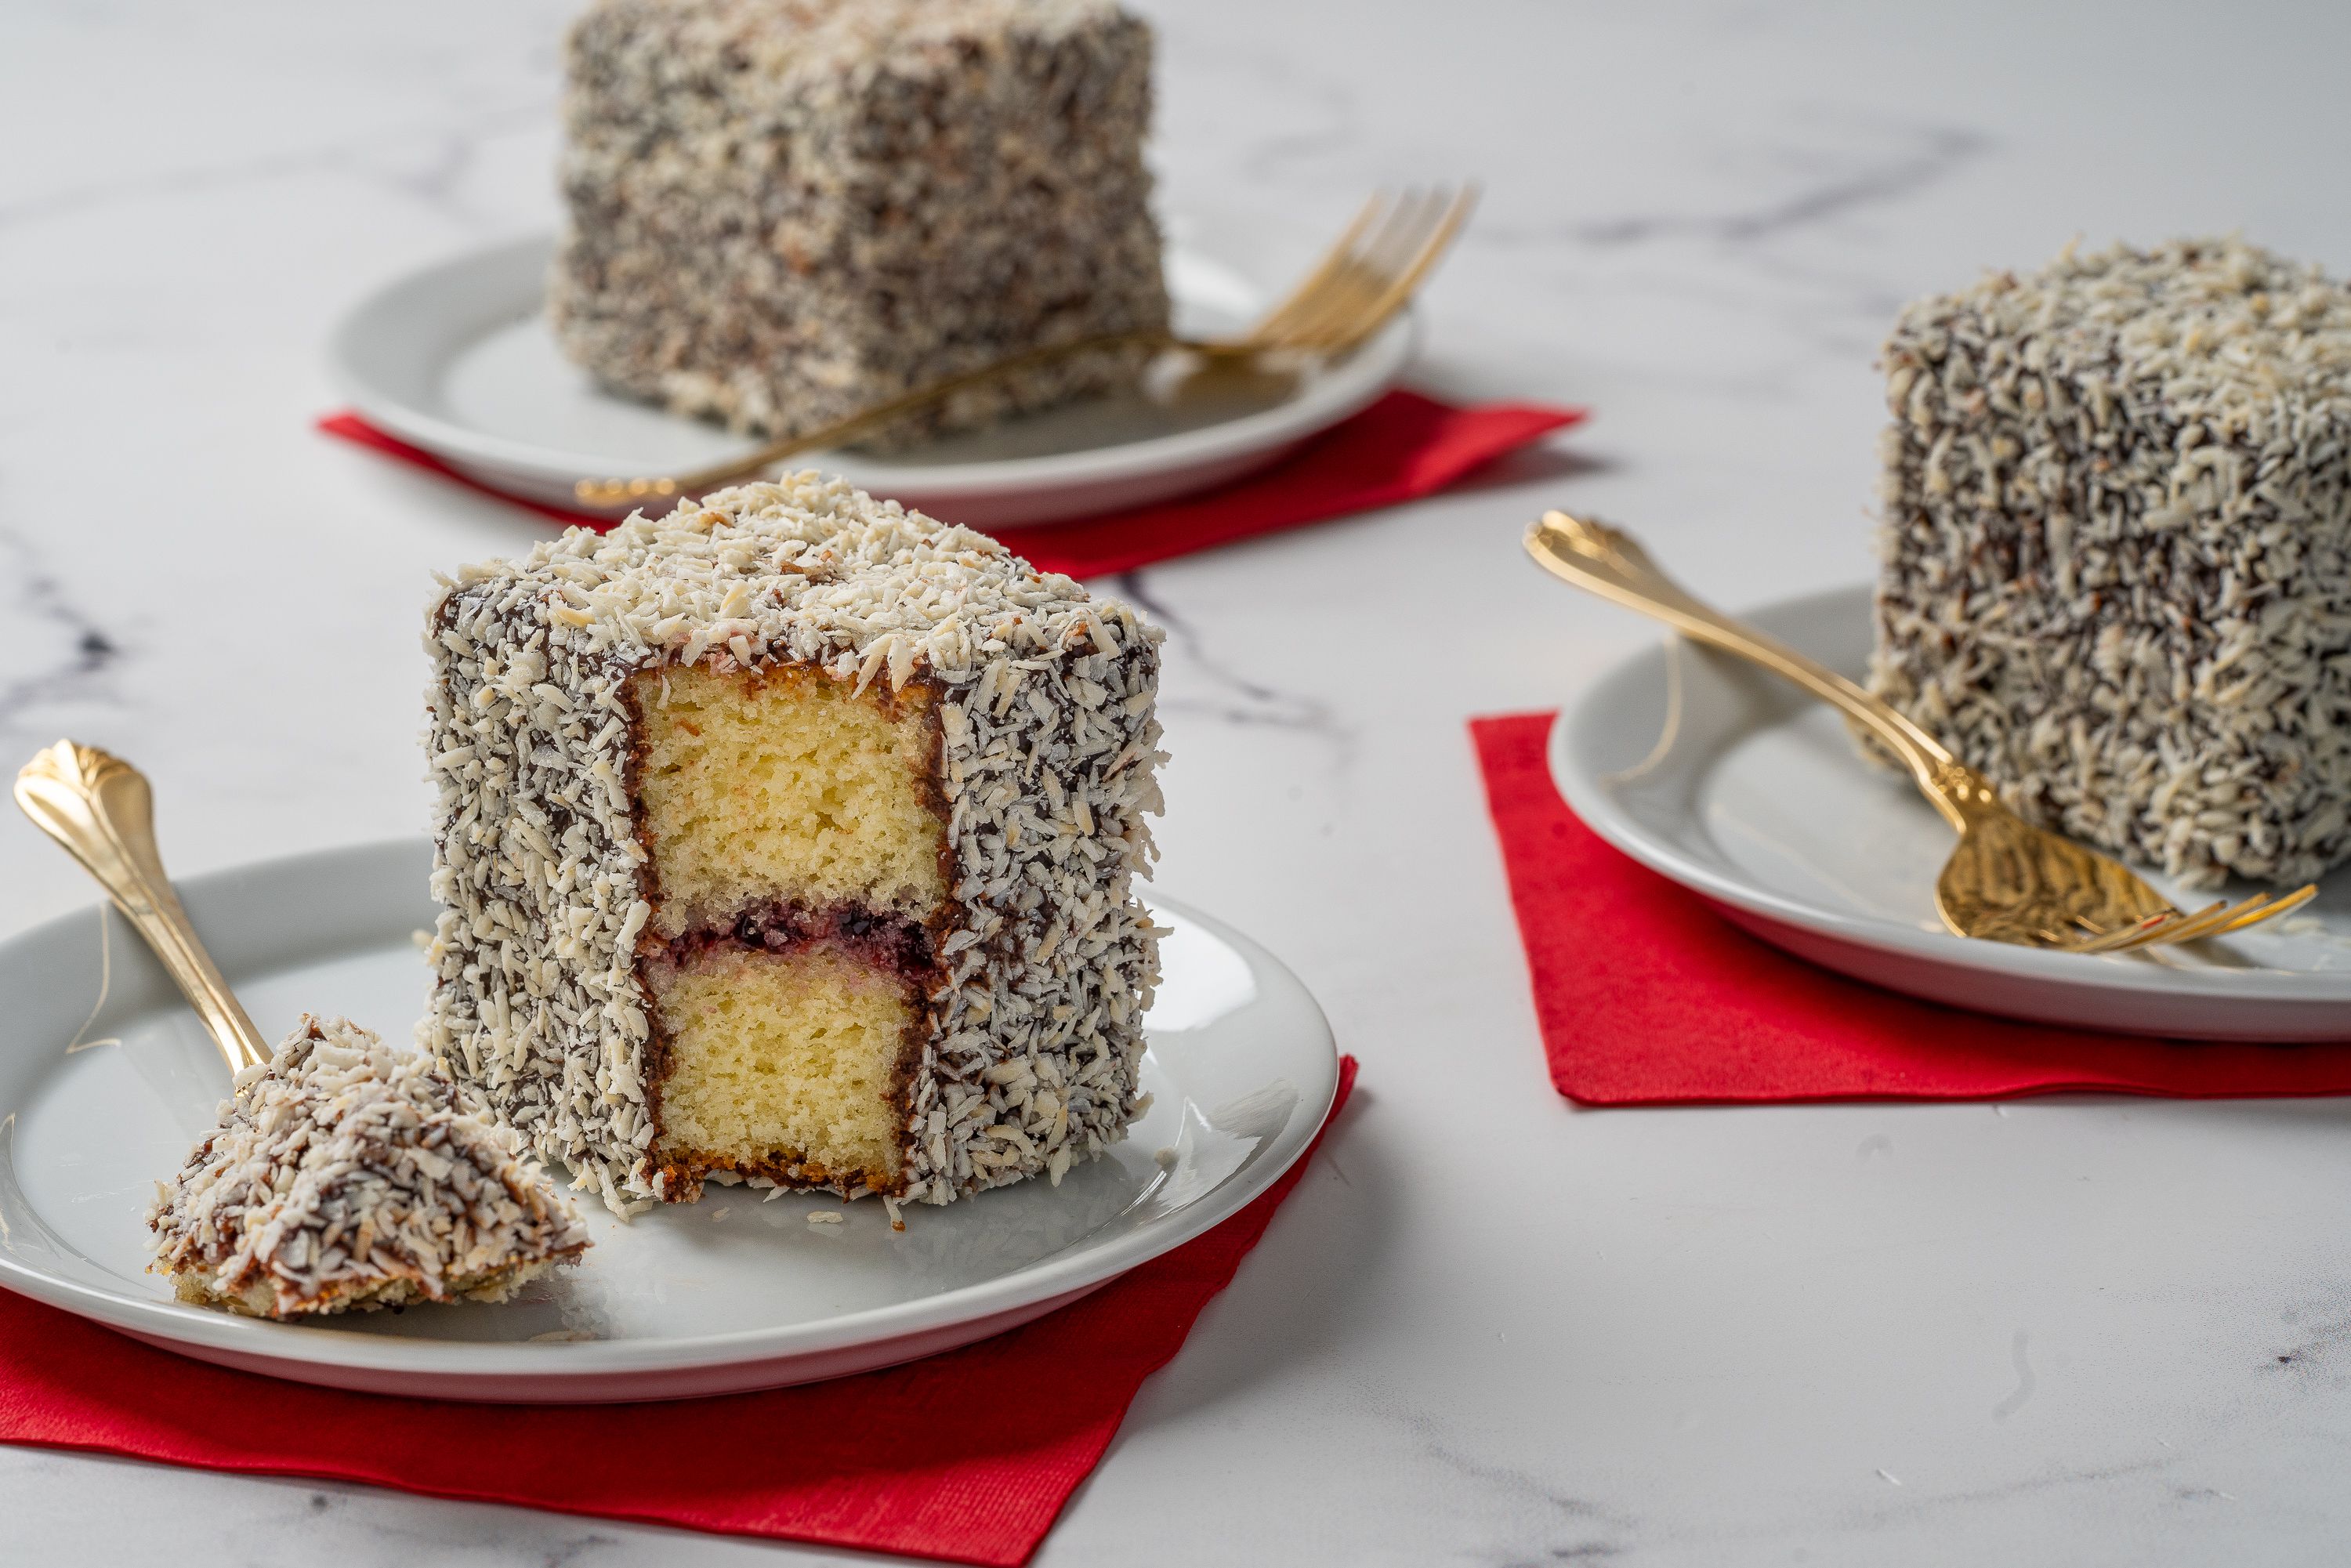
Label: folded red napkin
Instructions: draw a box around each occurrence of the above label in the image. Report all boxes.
[0,1058,1355,1566]
[1471,711,2351,1101]
[319,390,1581,577]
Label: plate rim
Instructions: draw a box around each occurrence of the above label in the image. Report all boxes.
[0,837,1342,1386]
[1549,582,2351,1005]
[327,231,1415,502]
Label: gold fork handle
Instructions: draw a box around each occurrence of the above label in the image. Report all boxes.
[13,741,271,1074]
[576,327,1183,508]
[1525,511,1962,809]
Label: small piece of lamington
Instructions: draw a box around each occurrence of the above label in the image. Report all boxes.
[420,476,1166,1214]
[149,1017,590,1319]
[1870,237,2351,886]
[548,0,1168,444]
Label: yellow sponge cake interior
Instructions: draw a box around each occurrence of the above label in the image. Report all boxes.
[647,943,917,1192]
[631,662,945,940]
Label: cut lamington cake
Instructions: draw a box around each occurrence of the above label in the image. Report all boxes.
[421,477,1165,1213]
[1871,237,2351,886]
[548,0,1168,444]
[149,1016,589,1320]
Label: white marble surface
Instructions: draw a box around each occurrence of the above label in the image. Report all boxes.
[5,0,2351,1562]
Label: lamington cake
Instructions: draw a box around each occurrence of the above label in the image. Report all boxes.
[1870,237,2351,886]
[149,1016,589,1319]
[420,477,1165,1214]
[547,0,1170,444]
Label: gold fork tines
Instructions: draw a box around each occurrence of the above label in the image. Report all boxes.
[2056,883,2320,954]
[2210,882,2320,935]
[2053,905,2222,954]
[1230,197,1387,350]
[573,183,1478,509]
[1244,186,1477,354]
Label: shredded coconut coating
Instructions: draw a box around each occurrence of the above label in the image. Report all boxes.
[419,474,1166,1214]
[548,0,1168,445]
[147,1016,591,1320]
[1870,237,2351,886]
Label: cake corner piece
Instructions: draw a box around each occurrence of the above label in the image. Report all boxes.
[1869,235,2351,888]
[421,476,1167,1216]
[148,1016,591,1320]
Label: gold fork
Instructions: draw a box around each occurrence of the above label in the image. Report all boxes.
[1524,511,2319,954]
[14,741,271,1072]
[574,185,1479,509]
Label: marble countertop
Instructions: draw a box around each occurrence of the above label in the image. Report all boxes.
[7,0,2351,1562]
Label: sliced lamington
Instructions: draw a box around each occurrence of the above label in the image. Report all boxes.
[149,1016,590,1319]
[1871,237,2351,885]
[420,476,1166,1215]
[549,0,1168,444]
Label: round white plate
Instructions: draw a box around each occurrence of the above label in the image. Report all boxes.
[0,840,1338,1403]
[328,234,1415,528]
[1552,584,2351,1041]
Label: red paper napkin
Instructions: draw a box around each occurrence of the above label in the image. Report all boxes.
[0,1058,1355,1567]
[1471,710,2351,1101]
[318,390,1581,578]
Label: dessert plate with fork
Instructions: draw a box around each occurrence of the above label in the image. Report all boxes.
[1533,516,2351,1041]
[0,835,1340,1401]
[328,190,1467,529]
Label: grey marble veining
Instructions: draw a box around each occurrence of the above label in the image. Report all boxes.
[5,0,2351,1563]
[1113,570,1353,752]
[0,521,121,737]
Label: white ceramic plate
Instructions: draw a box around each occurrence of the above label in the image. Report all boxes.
[328,234,1414,528]
[0,840,1338,1403]
[1552,584,2351,1041]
